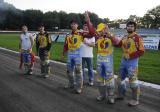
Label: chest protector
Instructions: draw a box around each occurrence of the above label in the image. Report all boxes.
[122,34,138,56]
[67,34,82,51]
[97,37,113,56]
[38,33,48,48]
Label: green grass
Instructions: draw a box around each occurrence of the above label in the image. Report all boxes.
[0,34,160,84]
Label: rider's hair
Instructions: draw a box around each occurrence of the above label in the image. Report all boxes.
[70,19,78,24]
[22,25,27,29]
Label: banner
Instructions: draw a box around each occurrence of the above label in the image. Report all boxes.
[143,37,160,50]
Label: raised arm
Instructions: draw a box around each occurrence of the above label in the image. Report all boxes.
[84,11,96,36]
[29,34,34,49]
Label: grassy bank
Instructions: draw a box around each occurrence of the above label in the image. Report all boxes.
[0,34,160,84]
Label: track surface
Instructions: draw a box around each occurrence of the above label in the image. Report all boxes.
[0,49,159,112]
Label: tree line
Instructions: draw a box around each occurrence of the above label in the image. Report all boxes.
[0,5,159,30]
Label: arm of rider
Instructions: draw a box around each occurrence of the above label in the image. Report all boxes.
[19,36,22,52]
[129,36,145,59]
[29,34,34,53]
[104,26,121,46]
[35,35,40,56]
[84,11,90,22]
[46,34,52,51]
[84,11,96,36]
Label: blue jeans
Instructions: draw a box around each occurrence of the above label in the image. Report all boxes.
[82,57,94,82]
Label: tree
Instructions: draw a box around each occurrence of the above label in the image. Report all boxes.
[43,11,60,30]
[4,9,23,30]
[142,5,160,28]
[23,10,43,30]
[58,11,68,29]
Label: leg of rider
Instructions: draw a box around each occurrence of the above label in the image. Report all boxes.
[66,55,75,88]
[128,66,140,104]
[117,63,127,99]
[105,60,115,103]
[107,78,115,103]
[97,62,106,100]
[40,60,45,74]
[44,52,50,75]
[39,49,45,75]
[75,57,83,92]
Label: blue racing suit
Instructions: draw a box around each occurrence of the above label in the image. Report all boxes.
[96,37,115,100]
[117,32,145,101]
[63,30,83,90]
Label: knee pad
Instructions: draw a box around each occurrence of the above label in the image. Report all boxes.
[107,78,115,89]
[107,88,115,96]
[117,76,123,85]
[45,60,50,66]
[107,78,115,95]
[130,80,140,101]
[95,71,98,75]
[97,81,106,86]
[41,61,45,66]
[75,65,81,74]
[130,80,139,89]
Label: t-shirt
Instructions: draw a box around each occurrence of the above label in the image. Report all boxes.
[81,37,95,58]
[20,33,32,50]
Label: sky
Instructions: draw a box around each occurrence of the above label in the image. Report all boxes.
[5,0,160,20]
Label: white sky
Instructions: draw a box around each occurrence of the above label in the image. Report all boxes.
[5,0,160,20]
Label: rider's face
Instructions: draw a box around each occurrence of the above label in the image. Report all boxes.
[126,25,135,33]
[71,23,78,31]
[22,26,28,33]
[39,26,45,33]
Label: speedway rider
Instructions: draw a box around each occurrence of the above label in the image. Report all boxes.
[19,25,35,75]
[116,21,145,106]
[36,24,52,78]
[62,12,95,94]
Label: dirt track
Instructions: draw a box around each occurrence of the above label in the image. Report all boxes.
[0,49,159,112]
